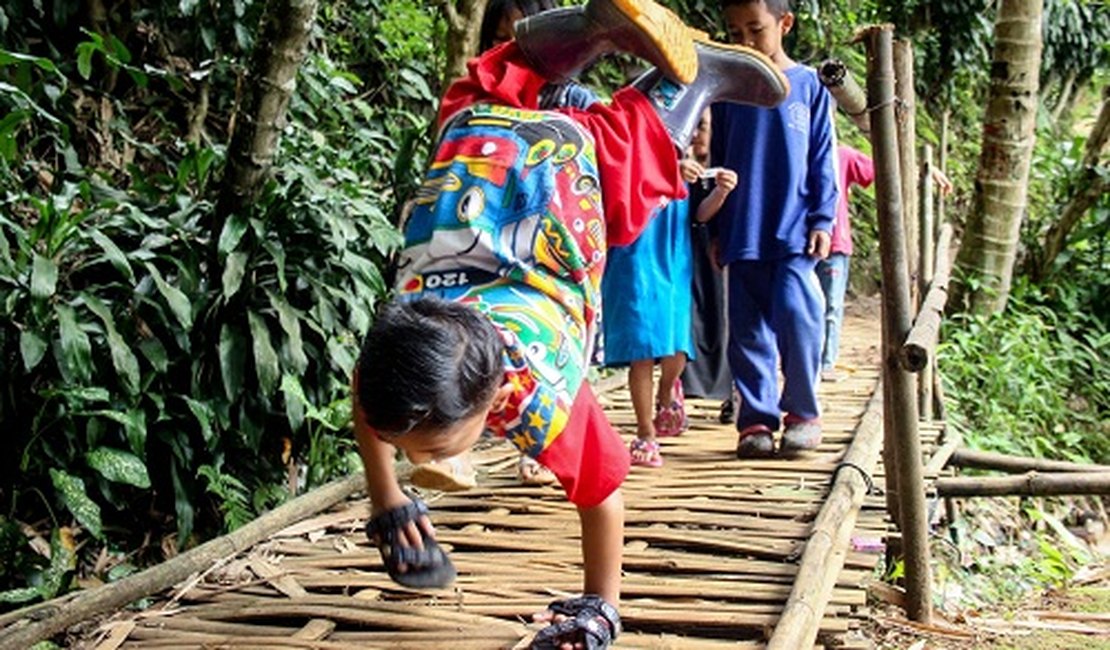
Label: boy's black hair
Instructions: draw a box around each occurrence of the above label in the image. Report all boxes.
[356,297,504,436]
[720,0,792,19]
[479,0,559,53]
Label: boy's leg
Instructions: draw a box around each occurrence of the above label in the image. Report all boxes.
[440,0,696,126]
[516,0,697,84]
[817,253,849,376]
[726,262,781,432]
[578,489,624,604]
[774,255,825,451]
[632,34,788,149]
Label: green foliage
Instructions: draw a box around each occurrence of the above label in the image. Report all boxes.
[939,284,1110,465]
[0,0,440,608]
[1042,0,1110,92]
[933,499,1092,613]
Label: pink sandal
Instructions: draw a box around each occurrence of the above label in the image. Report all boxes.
[629,437,663,467]
[653,379,688,437]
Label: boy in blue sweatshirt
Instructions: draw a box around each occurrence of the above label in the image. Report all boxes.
[709,0,838,458]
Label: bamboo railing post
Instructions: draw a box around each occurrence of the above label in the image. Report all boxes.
[818,59,871,134]
[938,109,949,227]
[865,25,933,624]
[918,144,936,420]
[894,39,920,308]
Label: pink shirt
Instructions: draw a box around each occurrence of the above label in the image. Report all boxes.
[830,145,875,255]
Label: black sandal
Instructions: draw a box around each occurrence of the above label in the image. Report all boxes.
[365,498,457,588]
[531,595,621,649]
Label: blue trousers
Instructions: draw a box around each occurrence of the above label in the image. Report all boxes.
[726,256,824,431]
[817,253,850,371]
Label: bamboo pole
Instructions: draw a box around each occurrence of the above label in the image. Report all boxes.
[818,59,871,134]
[918,144,936,419]
[935,471,1110,497]
[937,109,949,226]
[894,39,920,308]
[923,430,963,477]
[949,448,1110,474]
[865,25,933,624]
[767,383,886,650]
[899,223,954,372]
[0,473,364,649]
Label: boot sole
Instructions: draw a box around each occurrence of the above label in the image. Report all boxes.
[409,463,477,492]
[691,33,790,108]
[596,0,698,84]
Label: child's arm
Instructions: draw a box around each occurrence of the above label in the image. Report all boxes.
[352,391,433,550]
[806,229,831,260]
[694,169,738,223]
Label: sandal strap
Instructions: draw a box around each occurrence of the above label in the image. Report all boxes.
[366,498,429,542]
[533,595,621,649]
[388,543,451,567]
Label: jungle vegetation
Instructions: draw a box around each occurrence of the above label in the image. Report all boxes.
[0,0,1107,613]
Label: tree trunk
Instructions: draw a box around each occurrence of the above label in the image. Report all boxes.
[1050,71,1077,123]
[950,0,1043,314]
[440,0,488,88]
[215,0,319,224]
[1036,85,1110,279]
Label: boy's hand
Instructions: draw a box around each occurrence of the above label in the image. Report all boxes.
[806,230,831,260]
[678,158,704,183]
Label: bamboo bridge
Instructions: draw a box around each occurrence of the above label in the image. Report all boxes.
[51,310,946,649]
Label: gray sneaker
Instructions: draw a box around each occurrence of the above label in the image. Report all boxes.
[780,420,822,455]
[736,425,775,459]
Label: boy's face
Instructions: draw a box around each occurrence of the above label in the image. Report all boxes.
[387,383,512,465]
[723,1,793,62]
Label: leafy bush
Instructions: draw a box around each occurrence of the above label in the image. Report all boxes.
[0,0,438,606]
[939,283,1110,465]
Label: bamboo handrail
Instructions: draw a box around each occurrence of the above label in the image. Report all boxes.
[767,383,885,650]
[900,223,954,372]
[949,448,1110,475]
[935,471,1110,497]
[923,429,963,477]
[818,59,870,134]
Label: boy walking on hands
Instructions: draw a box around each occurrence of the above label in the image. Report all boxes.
[352,1,788,647]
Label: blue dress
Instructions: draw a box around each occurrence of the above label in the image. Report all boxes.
[600,196,694,365]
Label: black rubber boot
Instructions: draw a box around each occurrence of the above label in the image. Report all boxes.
[514,0,697,85]
[632,33,789,149]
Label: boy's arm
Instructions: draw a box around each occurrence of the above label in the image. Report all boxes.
[806,82,838,235]
[352,385,432,550]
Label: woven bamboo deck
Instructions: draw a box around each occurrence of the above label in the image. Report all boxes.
[82,312,944,649]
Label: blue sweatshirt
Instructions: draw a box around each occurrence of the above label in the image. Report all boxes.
[710,64,839,263]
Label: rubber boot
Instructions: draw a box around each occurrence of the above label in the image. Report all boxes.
[514,0,697,85]
[632,32,789,149]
